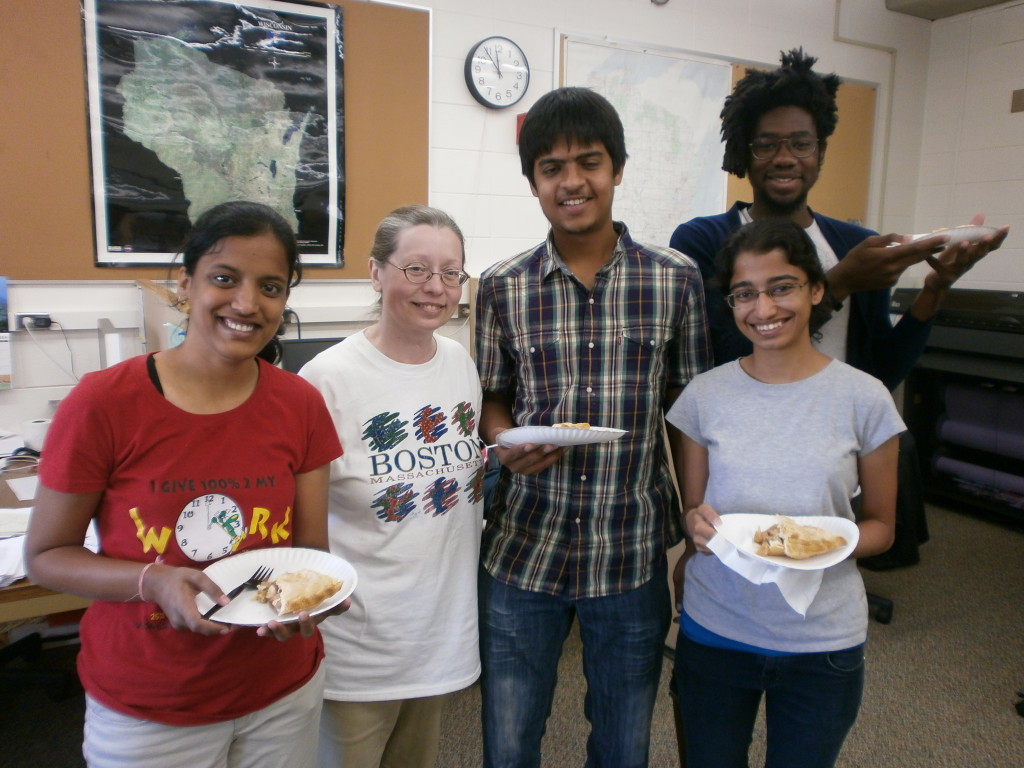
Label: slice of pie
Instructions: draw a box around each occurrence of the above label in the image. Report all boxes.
[753,516,847,560]
[255,569,342,615]
[553,422,591,429]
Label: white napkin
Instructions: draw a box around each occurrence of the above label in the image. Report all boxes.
[708,532,823,616]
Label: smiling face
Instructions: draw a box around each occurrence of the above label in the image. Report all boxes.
[728,247,825,353]
[370,223,465,339]
[747,106,825,224]
[529,139,623,239]
[177,232,290,364]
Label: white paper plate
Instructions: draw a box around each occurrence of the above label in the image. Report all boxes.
[496,425,628,447]
[194,547,357,625]
[713,514,859,571]
[909,225,999,246]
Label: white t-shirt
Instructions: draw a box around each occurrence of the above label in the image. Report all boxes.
[300,331,484,701]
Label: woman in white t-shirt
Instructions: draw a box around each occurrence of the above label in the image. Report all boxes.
[300,206,484,768]
[666,217,904,768]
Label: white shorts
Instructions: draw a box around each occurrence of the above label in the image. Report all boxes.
[83,664,325,768]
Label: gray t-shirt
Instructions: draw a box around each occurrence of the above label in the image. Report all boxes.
[666,359,905,652]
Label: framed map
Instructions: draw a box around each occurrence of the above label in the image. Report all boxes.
[83,0,345,266]
[562,36,730,248]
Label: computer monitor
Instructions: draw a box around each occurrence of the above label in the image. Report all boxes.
[279,337,344,373]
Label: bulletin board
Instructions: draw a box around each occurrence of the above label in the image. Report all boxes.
[0,0,429,281]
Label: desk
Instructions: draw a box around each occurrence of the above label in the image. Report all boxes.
[0,579,90,624]
[0,464,91,635]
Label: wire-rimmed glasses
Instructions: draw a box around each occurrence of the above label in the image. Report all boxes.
[387,262,470,287]
[725,281,808,308]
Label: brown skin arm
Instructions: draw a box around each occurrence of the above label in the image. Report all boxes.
[851,436,899,559]
[679,435,719,555]
[481,390,568,474]
[910,215,1009,321]
[827,233,943,302]
[828,214,1009,320]
[25,484,232,636]
[664,387,694,611]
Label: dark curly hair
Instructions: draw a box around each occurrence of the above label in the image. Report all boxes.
[720,48,841,178]
[714,218,835,339]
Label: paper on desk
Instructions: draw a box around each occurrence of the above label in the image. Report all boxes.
[0,507,32,536]
[0,521,99,586]
[707,533,823,616]
[6,474,39,502]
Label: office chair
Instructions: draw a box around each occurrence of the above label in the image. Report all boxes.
[860,432,928,625]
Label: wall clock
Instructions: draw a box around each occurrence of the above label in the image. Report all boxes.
[464,36,530,109]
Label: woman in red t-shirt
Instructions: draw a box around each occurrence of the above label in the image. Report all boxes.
[25,201,345,768]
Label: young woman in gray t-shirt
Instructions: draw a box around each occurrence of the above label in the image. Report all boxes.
[666,217,905,768]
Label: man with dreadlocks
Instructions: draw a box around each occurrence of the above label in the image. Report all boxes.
[670,48,1007,391]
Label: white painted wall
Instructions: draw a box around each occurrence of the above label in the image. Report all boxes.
[4,0,1022,427]
[426,0,939,273]
[903,0,1024,291]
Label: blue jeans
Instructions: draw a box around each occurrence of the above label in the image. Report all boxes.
[675,634,865,768]
[479,566,670,768]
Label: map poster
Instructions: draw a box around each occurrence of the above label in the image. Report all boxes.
[562,36,730,249]
[84,0,345,266]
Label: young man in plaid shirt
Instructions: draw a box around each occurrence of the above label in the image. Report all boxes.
[475,87,712,768]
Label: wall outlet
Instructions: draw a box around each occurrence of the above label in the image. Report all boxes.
[15,313,52,329]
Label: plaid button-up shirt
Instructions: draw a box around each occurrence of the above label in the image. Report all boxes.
[475,224,711,598]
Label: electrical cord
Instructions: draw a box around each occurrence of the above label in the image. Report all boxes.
[438,308,471,339]
[283,308,302,339]
[22,321,79,382]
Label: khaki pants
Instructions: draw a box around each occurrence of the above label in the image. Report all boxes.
[84,665,324,768]
[317,694,450,768]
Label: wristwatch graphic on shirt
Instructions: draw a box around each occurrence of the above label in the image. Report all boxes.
[176,494,246,561]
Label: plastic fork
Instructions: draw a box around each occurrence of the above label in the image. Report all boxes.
[202,565,274,619]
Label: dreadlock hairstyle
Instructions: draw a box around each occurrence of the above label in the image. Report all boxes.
[720,48,841,178]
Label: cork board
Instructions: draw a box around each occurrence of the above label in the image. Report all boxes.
[725,64,876,227]
[0,0,428,281]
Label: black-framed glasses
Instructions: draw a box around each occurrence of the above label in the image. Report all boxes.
[749,137,819,160]
[725,282,808,308]
[387,262,470,287]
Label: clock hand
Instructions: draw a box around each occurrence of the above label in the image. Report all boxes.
[484,47,502,78]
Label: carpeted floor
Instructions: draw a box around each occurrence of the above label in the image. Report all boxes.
[435,504,1024,767]
[3,504,1022,767]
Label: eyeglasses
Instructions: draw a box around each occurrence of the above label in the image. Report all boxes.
[725,282,808,308]
[749,137,819,161]
[387,262,470,287]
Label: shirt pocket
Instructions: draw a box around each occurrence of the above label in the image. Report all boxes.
[615,324,676,389]
[510,330,572,401]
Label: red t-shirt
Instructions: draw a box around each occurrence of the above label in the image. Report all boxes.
[39,356,342,725]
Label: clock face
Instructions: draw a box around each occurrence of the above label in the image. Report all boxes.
[465,36,530,109]
[176,493,247,562]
